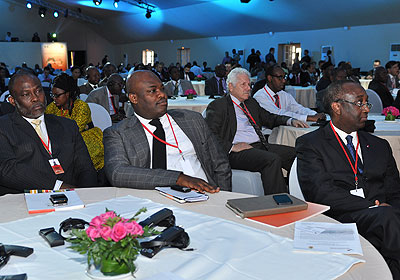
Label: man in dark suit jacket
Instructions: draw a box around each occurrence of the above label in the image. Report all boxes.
[296,80,400,279]
[369,66,400,109]
[164,66,195,97]
[79,66,100,95]
[205,64,227,96]
[206,68,307,195]
[103,70,231,193]
[0,72,97,195]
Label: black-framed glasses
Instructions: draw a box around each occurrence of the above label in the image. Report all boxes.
[335,99,373,110]
[50,92,66,99]
[271,75,287,81]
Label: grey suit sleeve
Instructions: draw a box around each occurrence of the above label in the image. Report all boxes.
[85,92,97,104]
[103,126,182,189]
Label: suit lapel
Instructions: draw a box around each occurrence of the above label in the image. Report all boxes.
[226,95,237,137]
[358,132,371,172]
[323,124,350,164]
[11,112,51,158]
[128,115,151,168]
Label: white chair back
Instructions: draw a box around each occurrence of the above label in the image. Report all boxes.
[77,78,87,87]
[365,89,383,114]
[232,169,264,196]
[288,158,305,200]
[87,103,112,131]
[79,94,88,101]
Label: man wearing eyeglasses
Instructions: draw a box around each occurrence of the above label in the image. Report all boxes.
[296,80,400,279]
[254,65,325,122]
[0,71,97,195]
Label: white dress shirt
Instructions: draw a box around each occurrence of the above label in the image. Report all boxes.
[135,113,208,182]
[254,85,316,122]
[23,114,63,190]
[331,122,363,163]
[231,94,260,145]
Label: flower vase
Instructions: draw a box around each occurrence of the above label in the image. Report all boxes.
[187,94,194,100]
[101,257,130,276]
[385,113,396,121]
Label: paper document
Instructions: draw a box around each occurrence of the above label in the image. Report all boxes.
[293,222,363,255]
[155,187,209,203]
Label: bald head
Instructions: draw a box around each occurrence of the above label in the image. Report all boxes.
[127,70,167,119]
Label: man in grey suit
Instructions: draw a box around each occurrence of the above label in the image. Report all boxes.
[103,70,231,192]
[164,66,195,97]
[86,74,124,122]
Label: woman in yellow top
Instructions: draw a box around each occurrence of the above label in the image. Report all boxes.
[46,73,104,170]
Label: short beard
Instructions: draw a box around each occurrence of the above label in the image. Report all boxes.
[14,99,47,119]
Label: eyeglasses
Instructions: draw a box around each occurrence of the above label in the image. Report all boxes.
[50,92,66,99]
[335,99,373,110]
[271,75,287,81]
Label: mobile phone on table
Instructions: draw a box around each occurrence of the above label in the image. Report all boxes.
[49,194,68,205]
[170,185,191,193]
[273,194,293,205]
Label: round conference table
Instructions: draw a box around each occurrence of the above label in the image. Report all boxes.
[191,81,206,96]
[0,187,392,280]
[167,96,215,114]
[285,85,317,108]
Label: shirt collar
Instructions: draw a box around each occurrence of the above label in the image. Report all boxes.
[230,94,242,105]
[22,114,45,124]
[331,121,357,143]
[135,112,167,127]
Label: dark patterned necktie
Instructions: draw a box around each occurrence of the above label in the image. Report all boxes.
[218,78,224,95]
[150,118,166,169]
[274,94,280,108]
[240,103,268,150]
[173,81,179,96]
[345,135,363,174]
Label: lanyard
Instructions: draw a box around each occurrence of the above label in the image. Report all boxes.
[264,86,280,108]
[141,114,184,158]
[330,122,360,188]
[39,136,52,156]
[231,99,257,125]
[60,109,68,117]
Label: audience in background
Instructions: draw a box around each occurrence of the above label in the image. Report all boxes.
[45,73,104,171]
[232,49,241,65]
[222,51,233,65]
[246,49,260,73]
[99,63,117,86]
[368,66,400,109]
[300,63,317,86]
[366,59,381,79]
[70,66,82,82]
[205,67,307,195]
[385,61,400,93]
[190,61,203,76]
[316,68,347,112]
[265,47,276,64]
[316,62,334,91]
[5,32,11,42]
[79,66,100,94]
[254,65,324,122]
[86,73,125,122]
[38,66,54,84]
[288,63,301,86]
[301,49,311,64]
[205,64,227,96]
[325,49,335,65]
[164,66,195,97]
[182,64,195,81]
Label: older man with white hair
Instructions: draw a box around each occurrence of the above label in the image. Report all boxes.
[205,68,307,195]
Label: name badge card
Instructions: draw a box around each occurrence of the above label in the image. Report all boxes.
[49,158,65,175]
[350,188,365,198]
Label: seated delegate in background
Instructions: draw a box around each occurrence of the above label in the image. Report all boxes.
[205,68,307,195]
[205,64,227,96]
[0,71,97,195]
[316,62,334,91]
[99,63,117,87]
[70,66,82,83]
[103,70,231,193]
[79,66,100,95]
[45,73,104,171]
[296,80,400,279]
[385,61,400,93]
[254,65,325,122]
[85,73,125,122]
[316,68,347,112]
[181,64,195,81]
[368,66,400,109]
[164,66,195,97]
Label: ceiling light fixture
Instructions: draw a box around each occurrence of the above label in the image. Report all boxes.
[145,9,151,19]
[113,0,119,8]
[93,0,102,6]
[38,6,46,18]
[26,1,32,8]
[53,10,59,17]
[240,0,251,3]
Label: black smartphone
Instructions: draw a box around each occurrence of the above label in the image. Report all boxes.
[273,194,293,205]
[170,185,191,193]
[49,194,68,205]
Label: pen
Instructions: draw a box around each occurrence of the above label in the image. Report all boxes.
[368,205,379,209]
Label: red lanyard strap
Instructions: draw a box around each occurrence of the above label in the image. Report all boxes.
[264,86,280,109]
[39,136,51,156]
[141,114,183,154]
[231,100,257,125]
[330,121,360,184]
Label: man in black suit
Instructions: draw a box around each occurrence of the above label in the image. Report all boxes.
[79,66,100,95]
[0,71,97,195]
[205,64,227,96]
[296,80,400,279]
[368,66,400,109]
[206,67,307,195]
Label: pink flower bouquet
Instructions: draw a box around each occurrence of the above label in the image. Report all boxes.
[184,89,197,96]
[382,106,399,121]
[69,208,156,276]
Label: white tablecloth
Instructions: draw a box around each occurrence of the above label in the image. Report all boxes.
[191,81,205,96]
[0,188,391,280]
[167,96,214,114]
[285,86,316,108]
[269,113,400,169]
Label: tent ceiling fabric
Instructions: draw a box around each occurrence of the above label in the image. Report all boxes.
[27,0,400,44]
